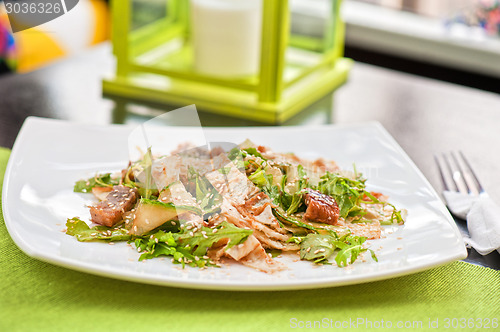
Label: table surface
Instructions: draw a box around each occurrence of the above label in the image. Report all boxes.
[1,43,499,270]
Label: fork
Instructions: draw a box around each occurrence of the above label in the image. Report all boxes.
[435,151,487,198]
[436,152,500,256]
[434,151,488,221]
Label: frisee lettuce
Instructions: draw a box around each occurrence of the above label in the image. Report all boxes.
[191,170,222,216]
[66,217,253,269]
[135,221,253,267]
[178,221,252,256]
[315,172,366,219]
[247,166,308,216]
[135,232,212,268]
[242,147,266,160]
[66,217,131,242]
[272,208,317,231]
[299,232,377,266]
[73,173,120,193]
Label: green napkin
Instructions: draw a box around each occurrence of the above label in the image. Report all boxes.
[0,147,498,332]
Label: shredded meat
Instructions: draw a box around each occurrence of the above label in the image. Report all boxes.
[90,186,138,227]
[303,189,340,225]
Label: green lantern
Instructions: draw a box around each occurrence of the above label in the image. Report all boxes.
[103,0,352,124]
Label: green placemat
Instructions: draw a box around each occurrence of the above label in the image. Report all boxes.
[0,147,499,332]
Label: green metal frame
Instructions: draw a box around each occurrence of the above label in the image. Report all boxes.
[103,0,352,124]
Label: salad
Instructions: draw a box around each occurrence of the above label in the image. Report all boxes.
[67,140,406,273]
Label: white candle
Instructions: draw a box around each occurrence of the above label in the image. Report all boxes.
[190,0,263,77]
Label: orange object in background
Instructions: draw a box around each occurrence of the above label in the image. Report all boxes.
[2,0,109,73]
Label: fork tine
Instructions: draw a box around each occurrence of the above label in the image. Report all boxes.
[448,152,469,194]
[451,151,472,194]
[443,153,460,191]
[434,155,450,191]
[458,151,485,194]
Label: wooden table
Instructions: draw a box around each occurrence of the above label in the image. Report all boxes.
[1,43,499,269]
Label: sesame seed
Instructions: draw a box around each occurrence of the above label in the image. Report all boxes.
[203,255,209,259]
[306,247,311,252]
[171,221,176,226]
[313,249,321,254]
[109,242,115,245]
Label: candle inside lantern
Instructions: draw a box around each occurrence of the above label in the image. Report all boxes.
[190,0,263,77]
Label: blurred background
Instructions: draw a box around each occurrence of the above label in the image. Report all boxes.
[1,0,499,92]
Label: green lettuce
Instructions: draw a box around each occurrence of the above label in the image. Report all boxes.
[299,232,377,266]
[66,217,131,242]
[73,173,119,193]
[134,221,253,267]
[315,172,366,219]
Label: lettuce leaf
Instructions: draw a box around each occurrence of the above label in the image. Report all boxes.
[192,172,222,216]
[73,173,119,193]
[299,232,377,266]
[66,217,131,242]
[300,234,337,262]
[134,221,253,267]
[315,172,366,218]
[242,147,266,160]
[177,221,252,256]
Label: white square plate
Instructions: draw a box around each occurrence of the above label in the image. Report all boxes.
[2,117,467,290]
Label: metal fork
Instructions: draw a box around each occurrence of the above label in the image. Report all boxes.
[434,151,487,197]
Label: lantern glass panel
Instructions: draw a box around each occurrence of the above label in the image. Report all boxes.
[131,0,167,30]
[289,0,331,51]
